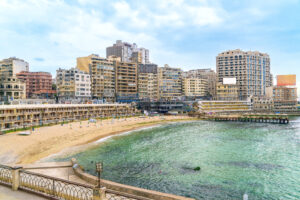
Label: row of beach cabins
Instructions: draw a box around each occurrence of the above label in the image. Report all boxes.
[0,104,137,132]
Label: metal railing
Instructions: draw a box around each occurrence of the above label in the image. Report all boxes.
[0,164,12,186]
[106,189,150,200]
[19,170,93,200]
[0,164,153,200]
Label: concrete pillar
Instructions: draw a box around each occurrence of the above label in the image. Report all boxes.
[11,166,22,191]
[93,187,107,200]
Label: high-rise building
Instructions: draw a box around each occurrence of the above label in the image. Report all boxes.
[77,54,115,102]
[16,71,55,99]
[106,40,150,64]
[0,57,29,77]
[138,64,158,101]
[182,78,207,98]
[115,59,138,102]
[158,65,182,101]
[216,49,272,100]
[56,68,91,102]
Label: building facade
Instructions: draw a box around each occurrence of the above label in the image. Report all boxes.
[16,71,55,99]
[0,77,26,101]
[0,104,137,131]
[182,78,207,98]
[115,60,138,102]
[56,68,91,102]
[252,97,274,112]
[0,57,29,78]
[273,86,297,112]
[158,65,182,101]
[216,49,272,100]
[77,54,115,102]
[183,68,216,99]
[106,40,150,64]
[216,82,239,101]
[138,64,158,101]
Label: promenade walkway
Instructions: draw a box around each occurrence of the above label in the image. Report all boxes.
[0,185,46,200]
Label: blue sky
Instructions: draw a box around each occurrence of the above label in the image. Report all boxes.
[0,0,300,92]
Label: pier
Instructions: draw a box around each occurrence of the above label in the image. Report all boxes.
[204,113,289,124]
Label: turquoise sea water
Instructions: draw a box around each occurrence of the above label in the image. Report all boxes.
[57,118,300,200]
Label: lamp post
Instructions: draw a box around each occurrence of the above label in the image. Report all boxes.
[96,162,103,188]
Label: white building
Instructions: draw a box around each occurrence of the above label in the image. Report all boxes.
[56,68,91,102]
[0,57,29,77]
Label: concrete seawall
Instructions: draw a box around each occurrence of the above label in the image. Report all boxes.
[71,158,194,200]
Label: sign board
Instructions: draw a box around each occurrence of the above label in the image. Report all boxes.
[277,75,296,86]
[223,77,236,85]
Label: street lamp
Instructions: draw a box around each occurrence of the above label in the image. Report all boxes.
[95,162,103,188]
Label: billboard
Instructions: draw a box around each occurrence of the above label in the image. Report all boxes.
[277,75,296,86]
[223,77,236,85]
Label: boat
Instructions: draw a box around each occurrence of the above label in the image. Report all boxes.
[18,131,31,136]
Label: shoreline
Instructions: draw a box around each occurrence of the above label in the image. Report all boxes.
[0,115,198,165]
[39,123,164,162]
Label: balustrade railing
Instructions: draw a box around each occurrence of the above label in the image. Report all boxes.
[0,164,12,185]
[19,170,93,200]
[106,189,148,200]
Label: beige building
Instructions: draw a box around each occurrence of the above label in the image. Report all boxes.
[0,104,136,131]
[183,69,216,98]
[138,64,158,101]
[0,57,28,102]
[216,82,238,101]
[217,49,272,100]
[183,78,207,98]
[273,86,297,112]
[158,65,182,101]
[56,68,91,102]
[115,59,138,101]
[252,97,274,112]
[0,77,26,101]
[77,54,115,102]
[0,57,29,78]
[198,100,251,113]
[138,73,158,101]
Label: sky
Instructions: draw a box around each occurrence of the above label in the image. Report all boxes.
[0,0,300,93]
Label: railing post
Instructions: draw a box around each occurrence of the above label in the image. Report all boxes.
[11,166,22,191]
[93,187,107,200]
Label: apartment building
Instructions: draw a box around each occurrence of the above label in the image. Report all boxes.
[216,49,272,100]
[183,68,216,98]
[56,68,91,102]
[115,60,138,102]
[77,54,115,102]
[158,65,182,101]
[138,64,159,101]
[216,83,239,101]
[106,40,150,64]
[182,78,207,99]
[269,75,298,112]
[16,71,55,99]
[273,86,297,112]
[0,57,29,77]
[0,77,26,101]
[0,57,29,102]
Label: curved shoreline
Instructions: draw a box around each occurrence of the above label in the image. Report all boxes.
[39,123,164,162]
[0,116,198,164]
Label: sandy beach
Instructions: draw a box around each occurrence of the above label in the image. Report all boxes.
[0,115,196,165]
